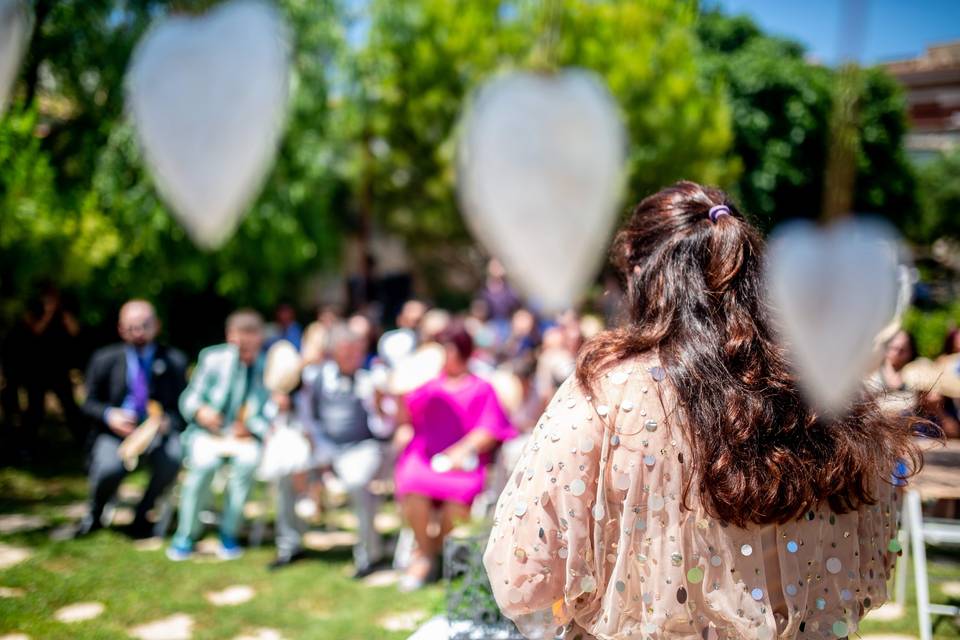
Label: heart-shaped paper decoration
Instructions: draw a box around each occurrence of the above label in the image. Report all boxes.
[457,70,626,312]
[0,0,31,117]
[126,0,290,249]
[765,218,906,414]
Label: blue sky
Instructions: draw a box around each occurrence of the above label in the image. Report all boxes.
[709,0,960,65]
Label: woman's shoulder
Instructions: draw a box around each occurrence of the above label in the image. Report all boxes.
[572,350,666,401]
[542,352,669,433]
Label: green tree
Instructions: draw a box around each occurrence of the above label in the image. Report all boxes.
[340,0,738,291]
[4,1,777,340]
[0,107,66,322]
[697,10,917,233]
[18,1,154,189]
[1,1,345,345]
[912,148,960,243]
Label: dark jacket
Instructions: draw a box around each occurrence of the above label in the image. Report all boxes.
[82,343,188,435]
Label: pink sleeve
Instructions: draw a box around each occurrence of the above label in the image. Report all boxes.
[402,383,431,428]
[474,380,518,442]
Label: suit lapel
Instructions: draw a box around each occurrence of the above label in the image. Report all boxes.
[208,346,238,413]
[149,345,165,396]
[113,348,128,406]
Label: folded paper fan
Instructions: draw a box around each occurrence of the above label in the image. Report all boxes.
[117,401,165,471]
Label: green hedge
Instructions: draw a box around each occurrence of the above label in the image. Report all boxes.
[902,302,960,358]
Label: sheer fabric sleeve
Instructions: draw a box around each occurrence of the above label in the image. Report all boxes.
[856,475,902,615]
[483,374,603,637]
[484,359,687,640]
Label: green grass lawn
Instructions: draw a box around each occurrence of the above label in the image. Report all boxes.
[1,424,959,639]
[0,428,445,640]
[0,527,444,639]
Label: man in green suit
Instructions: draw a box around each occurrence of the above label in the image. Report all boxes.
[167,309,270,561]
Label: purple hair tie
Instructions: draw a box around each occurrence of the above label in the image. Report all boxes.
[708,204,731,223]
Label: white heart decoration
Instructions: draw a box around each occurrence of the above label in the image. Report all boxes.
[126,0,290,249]
[0,0,31,117]
[765,218,906,414]
[457,70,626,312]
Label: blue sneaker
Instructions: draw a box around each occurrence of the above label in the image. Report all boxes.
[166,541,193,562]
[217,535,243,560]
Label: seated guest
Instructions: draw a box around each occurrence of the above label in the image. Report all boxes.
[266,303,303,351]
[282,324,394,575]
[167,309,270,561]
[868,330,957,435]
[870,329,916,392]
[935,328,960,437]
[77,300,187,538]
[926,333,960,438]
[393,323,517,591]
[256,341,312,569]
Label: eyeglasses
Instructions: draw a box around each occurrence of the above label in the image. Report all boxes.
[121,321,155,333]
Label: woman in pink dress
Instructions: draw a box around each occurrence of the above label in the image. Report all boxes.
[393,323,517,590]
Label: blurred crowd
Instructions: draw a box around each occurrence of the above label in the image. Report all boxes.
[1,263,959,590]
[0,263,607,590]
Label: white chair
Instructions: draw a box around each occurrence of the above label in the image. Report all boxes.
[901,489,960,640]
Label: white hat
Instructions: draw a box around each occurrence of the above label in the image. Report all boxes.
[301,322,328,364]
[901,354,960,399]
[378,328,417,368]
[490,369,524,414]
[264,340,303,394]
[388,342,446,395]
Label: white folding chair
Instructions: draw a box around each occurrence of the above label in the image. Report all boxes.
[902,489,960,640]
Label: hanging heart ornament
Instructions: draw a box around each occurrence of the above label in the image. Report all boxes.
[457,69,627,312]
[765,218,908,414]
[0,0,32,117]
[125,0,290,249]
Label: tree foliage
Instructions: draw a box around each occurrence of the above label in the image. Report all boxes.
[334,0,737,292]
[2,0,345,346]
[912,148,960,243]
[2,1,935,348]
[696,10,917,234]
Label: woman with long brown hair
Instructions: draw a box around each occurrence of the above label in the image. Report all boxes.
[484,182,920,639]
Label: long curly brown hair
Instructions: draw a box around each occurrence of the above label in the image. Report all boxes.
[577,181,922,527]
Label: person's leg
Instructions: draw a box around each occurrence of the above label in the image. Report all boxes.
[348,484,383,572]
[23,378,45,451]
[136,433,183,530]
[170,453,220,549]
[50,371,85,444]
[86,433,127,527]
[439,500,470,540]
[0,370,22,452]
[399,493,440,589]
[401,493,437,558]
[220,456,259,542]
[274,473,305,560]
[336,441,385,573]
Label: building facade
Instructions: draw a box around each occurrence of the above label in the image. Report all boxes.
[884,41,960,163]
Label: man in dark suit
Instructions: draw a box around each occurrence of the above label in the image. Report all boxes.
[77,300,187,538]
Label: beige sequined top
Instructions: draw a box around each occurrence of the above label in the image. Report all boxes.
[484,354,902,640]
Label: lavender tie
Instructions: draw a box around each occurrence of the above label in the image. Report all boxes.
[131,355,149,419]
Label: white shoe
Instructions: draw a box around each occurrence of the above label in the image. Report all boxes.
[397,573,425,592]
